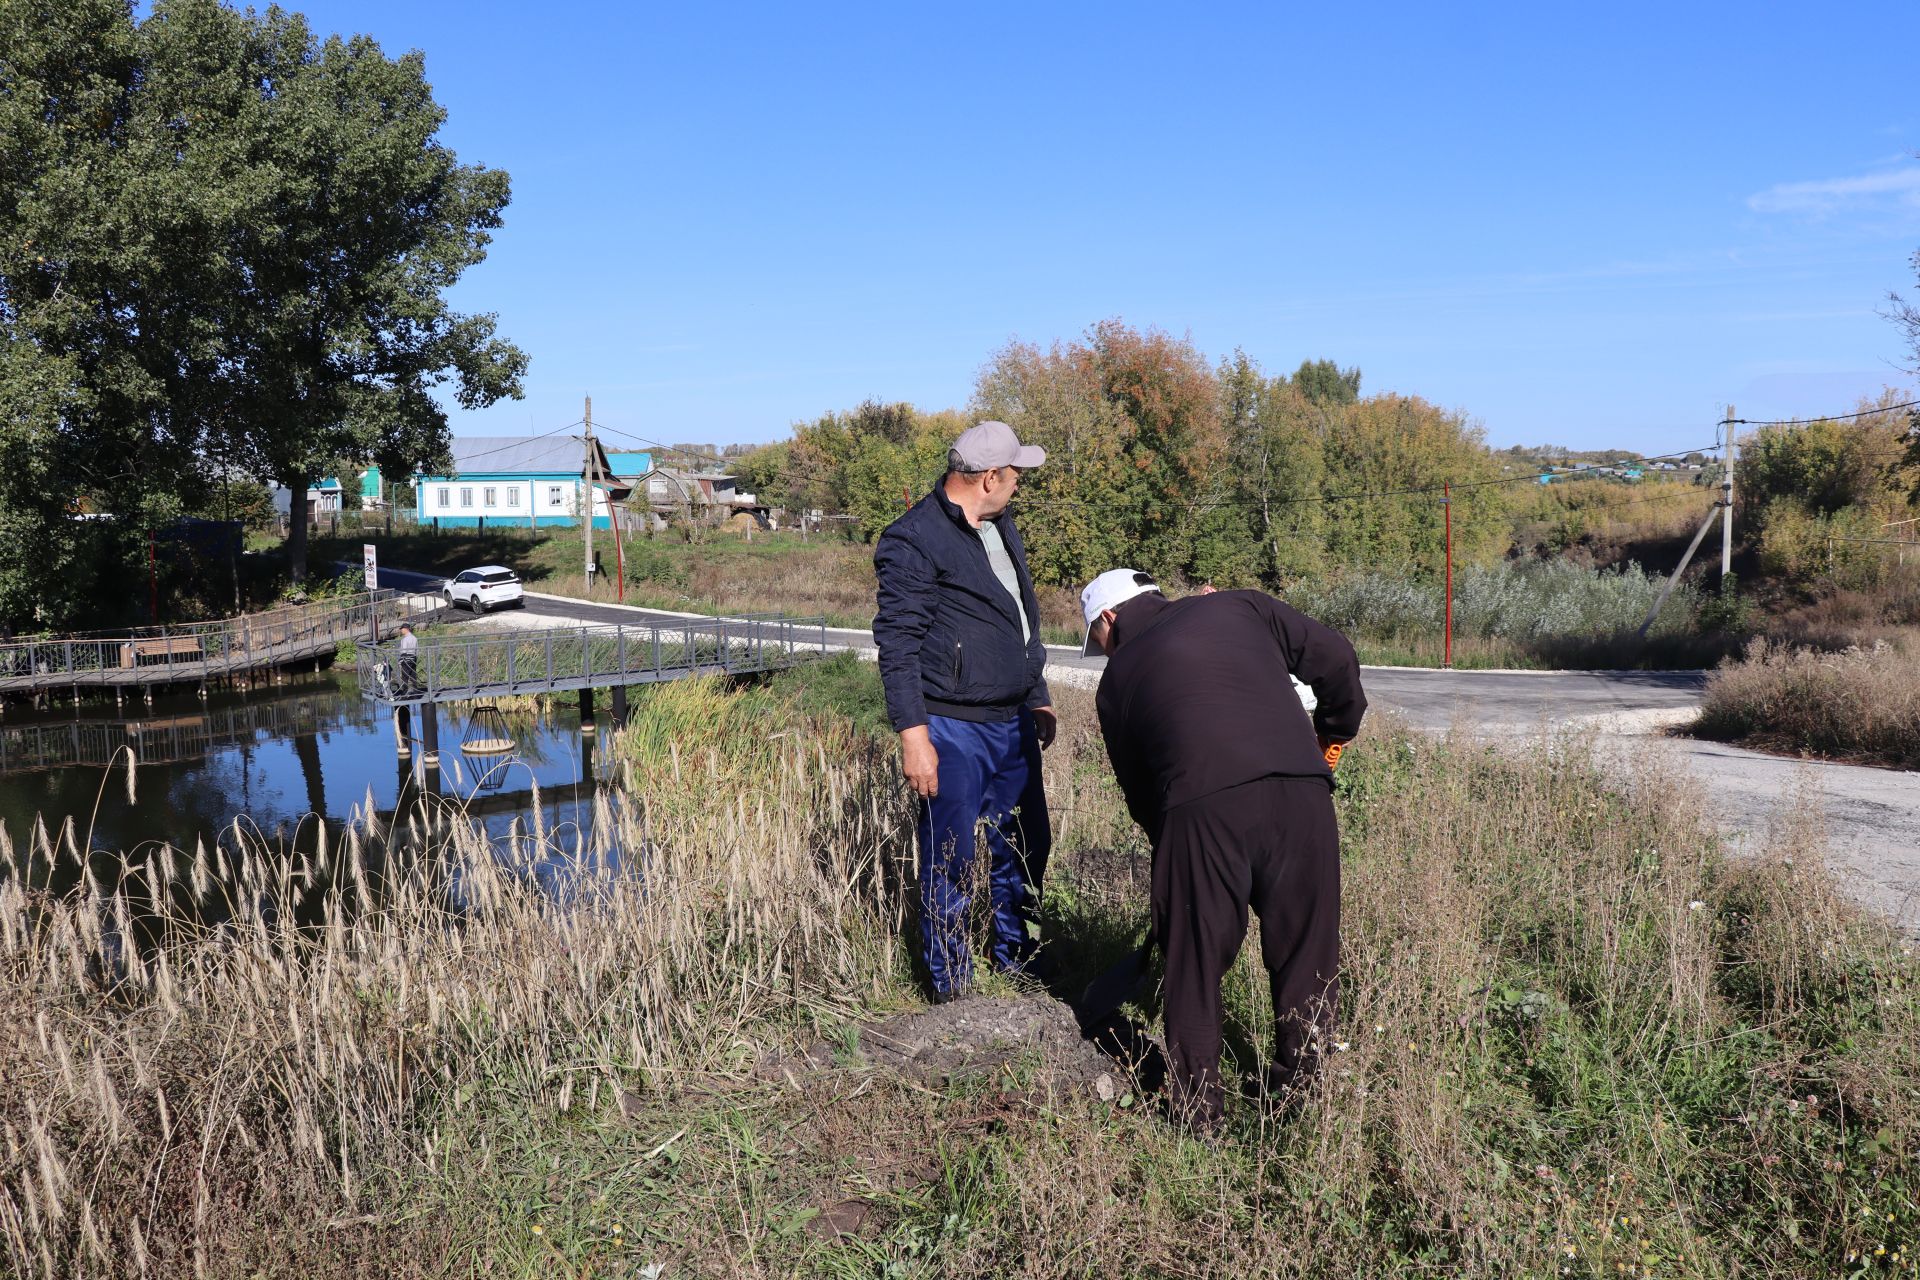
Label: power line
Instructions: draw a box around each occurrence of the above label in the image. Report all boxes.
[1728,398,1920,427]
[588,421,748,472]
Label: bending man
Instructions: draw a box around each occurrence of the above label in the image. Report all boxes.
[1083,570,1365,1125]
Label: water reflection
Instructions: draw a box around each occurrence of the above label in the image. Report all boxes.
[0,675,629,940]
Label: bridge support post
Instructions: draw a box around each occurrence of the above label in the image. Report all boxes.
[579,688,595,733]
[611,684,628,730]
[394,705,412,758]
[421,702,440,765]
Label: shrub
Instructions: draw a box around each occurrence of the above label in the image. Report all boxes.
[1288,559,1712,664]
[1693,637,1920,768]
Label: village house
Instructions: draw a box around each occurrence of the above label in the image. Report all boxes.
[271,476,344,518]
[413,435,630,529]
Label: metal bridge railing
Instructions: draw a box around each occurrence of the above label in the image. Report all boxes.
[356,615,830,704]
[0,590,442,691]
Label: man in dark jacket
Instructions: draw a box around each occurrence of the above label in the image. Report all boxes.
[1083,569,1366,1126]
[874,421,1056,1002]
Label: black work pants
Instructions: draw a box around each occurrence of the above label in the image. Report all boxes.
[1151,774,1340,1125]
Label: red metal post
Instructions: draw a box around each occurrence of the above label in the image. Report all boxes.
[1443,483,1453,669]
[608,498,626,602]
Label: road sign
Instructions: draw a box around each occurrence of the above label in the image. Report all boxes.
[362,543,378,590]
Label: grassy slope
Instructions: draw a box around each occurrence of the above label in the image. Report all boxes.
[8,657,1917,1277]
[422,676,1919,1278]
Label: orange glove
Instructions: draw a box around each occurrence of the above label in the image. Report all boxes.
[1318,736,1346,771]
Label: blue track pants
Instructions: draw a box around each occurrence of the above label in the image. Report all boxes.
[917,711,1051,996]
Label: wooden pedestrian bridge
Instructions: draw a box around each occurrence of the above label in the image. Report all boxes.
[0,590,446,702]
[357,614,830,710]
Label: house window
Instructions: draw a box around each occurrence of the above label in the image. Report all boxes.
[547,484,564,507]
[460,488,474,508]
[436,487,450,508]
[506,486,520,508]
[483,486,497,507]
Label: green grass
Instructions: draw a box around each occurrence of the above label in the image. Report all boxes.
[307,526,1078,646]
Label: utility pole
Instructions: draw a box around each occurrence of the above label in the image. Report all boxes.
[1639,406,1737,639]
[1442,483,1453,669]
[1720,405,1736,581]
[582,395,595,591]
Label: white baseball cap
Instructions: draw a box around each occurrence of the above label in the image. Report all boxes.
[1080,568,1159,656]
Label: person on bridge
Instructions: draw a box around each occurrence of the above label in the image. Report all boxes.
[873,420,1056,1003]
[1082,569,1366,1128]
[397,623,419,695]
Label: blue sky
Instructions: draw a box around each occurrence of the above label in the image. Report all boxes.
[285,1,1920,456]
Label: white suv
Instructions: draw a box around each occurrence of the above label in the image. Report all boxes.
[442,565,525,613]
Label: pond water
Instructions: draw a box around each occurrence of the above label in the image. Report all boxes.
[0,673,615,867]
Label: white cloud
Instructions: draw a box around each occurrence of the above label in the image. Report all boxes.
[1748,166,1920,216]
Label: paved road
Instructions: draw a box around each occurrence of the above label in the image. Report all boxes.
[1341,667,1710,733]
[1356,665,1920,930]
[1627,736,1920,929]
[369,566,1920,930]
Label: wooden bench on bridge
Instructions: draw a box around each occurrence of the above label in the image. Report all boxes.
[119,636,204,668]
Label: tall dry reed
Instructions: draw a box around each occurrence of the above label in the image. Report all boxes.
[0,675,914,1278]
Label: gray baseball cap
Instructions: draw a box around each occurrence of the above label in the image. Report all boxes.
[949,420,1046,472]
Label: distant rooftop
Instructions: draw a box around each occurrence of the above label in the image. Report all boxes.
[439,436,588,475]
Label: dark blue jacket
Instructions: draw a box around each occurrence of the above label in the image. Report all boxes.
[872,485,1052,732]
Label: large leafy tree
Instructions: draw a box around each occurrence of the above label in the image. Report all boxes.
[1320,394,1508,573]
[973,321,1228,587]
[0,0,200,625]
[1288,357,1362,408]
[1218,350,1327,586]
[0,0,525,620]
[209,2,527,583]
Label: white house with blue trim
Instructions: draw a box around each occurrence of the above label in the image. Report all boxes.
[415,435,630,529]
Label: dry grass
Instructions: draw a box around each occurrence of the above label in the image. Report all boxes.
[1505,478,1716,563]
[1763,572,1920,654]
[3,664,1917,1276]
[0,673,914,1277]
[1693,637,1920,769]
